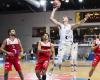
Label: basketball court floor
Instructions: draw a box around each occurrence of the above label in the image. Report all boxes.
[0,60,100,80]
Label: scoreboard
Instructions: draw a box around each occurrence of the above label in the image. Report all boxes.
[76,11,100,23]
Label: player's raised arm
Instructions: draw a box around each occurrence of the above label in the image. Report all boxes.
[71,13,90,30]
[50,0,62,27]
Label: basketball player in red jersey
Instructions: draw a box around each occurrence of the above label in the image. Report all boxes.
[88,36,100,80]
[35,33,55,80]
[0,28,24,80]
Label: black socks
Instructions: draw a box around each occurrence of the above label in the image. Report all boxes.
[42,75,46,80]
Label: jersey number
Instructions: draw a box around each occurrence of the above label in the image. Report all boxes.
[65,36,68,39]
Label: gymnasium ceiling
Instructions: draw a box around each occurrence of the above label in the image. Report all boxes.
[0,0,100,14]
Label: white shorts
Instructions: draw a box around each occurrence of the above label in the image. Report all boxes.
[57,41,72,64]
[70,43,78,64]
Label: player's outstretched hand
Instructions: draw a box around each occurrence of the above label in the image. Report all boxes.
[85,13,91,18]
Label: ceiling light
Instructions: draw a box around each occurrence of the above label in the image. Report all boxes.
[79,0,83,3]
[6,4,10,7]
[25,0,40,8]
[50,1,53,4]
[40,0,46,6]
[65,0,69,3]
[40,0,46,11]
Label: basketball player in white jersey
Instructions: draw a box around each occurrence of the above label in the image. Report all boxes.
[50,3,90,70]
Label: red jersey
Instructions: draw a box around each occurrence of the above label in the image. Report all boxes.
[37,42,51,61]
[5,38,21,57]
[94,38,100,55]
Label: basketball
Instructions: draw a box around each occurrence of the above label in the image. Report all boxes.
[53,0,61,8]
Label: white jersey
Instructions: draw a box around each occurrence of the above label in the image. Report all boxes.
[6,38,19,45]
[59,24,73,42]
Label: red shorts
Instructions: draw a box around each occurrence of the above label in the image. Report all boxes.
[92,54,100,67]
[4,56,21,71]
[35,60,49,72]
